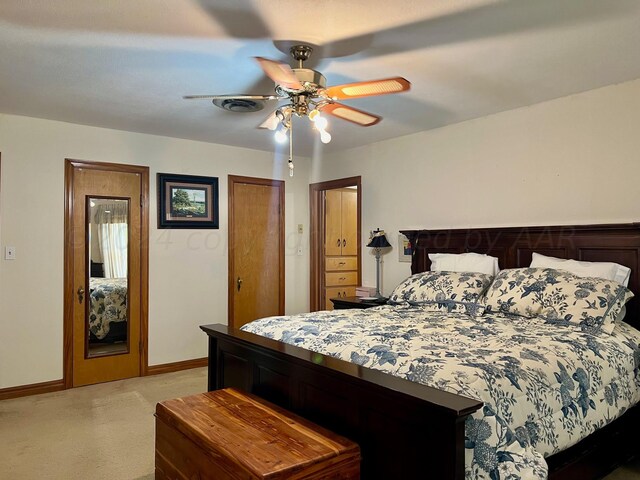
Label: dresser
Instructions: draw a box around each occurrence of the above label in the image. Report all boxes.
[324,188,358,310]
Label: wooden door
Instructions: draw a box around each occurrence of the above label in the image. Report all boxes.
[341,190,358,256]
[229,176,284,329]
[324,189,342,256]
[65,160,148,387]
[309,177,361,312]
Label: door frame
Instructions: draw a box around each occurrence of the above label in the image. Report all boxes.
[63,158,150,388]
[309,176,361,312]
[228,175,285,327]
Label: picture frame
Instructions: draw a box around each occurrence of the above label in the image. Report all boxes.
[398,233,413,262]
[157,173,219,229]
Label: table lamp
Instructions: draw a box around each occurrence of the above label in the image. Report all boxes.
[366,228,392,299]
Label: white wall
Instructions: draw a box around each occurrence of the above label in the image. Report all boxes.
[312,78,640,296]
[4,77,640,389]
[0,114,310,389]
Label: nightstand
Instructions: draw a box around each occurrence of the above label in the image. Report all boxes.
[330,296,387,310]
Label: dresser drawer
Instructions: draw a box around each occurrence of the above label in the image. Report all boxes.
[325,287,357,310]
[325,257,357,271]
[325,271,358,287]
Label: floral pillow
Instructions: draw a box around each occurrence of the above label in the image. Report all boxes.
[388,271,493,315]
[483,268,634,334]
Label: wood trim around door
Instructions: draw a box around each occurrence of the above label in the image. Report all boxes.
[63,159,150,388]
[309,176,362,312]
[228,175,285,326]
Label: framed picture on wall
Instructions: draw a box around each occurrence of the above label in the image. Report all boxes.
[398,233,412,262]
[157,173,219,229]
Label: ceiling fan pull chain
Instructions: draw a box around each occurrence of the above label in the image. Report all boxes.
[288,118,294,177]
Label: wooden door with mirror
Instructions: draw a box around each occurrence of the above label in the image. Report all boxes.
[64,160,149,388]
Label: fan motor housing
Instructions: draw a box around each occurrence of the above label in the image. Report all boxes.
[292,68,326,89]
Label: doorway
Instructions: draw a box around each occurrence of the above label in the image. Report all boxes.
[228,175,285,329]
[309,177,362,311]
[64,159,149,388]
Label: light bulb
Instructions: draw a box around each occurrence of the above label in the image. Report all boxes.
[266,117,279,131]
[308,109,320,121]
[288,161,294,177]
[261,110,284,130]
[274,128,288,144]
[320,129,332,144]
[314,116,328,130]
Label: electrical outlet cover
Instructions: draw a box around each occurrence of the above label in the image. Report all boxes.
[5,246,16,260]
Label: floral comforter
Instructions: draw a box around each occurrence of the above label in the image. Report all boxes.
[241,305,640,479]
[89,277,127,340]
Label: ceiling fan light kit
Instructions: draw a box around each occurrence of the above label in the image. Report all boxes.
[184,44,411,176]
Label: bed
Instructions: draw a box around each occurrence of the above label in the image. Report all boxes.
[201,223,640,479]
[88,277,128,343]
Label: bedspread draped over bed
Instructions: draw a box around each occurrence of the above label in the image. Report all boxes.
[89,277,127,340]
[241,305,640,480]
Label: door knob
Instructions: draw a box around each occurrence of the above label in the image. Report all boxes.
[343,239,346,247]
[77,287,85,304]
[237,277,243,292]
[336,239,340,247]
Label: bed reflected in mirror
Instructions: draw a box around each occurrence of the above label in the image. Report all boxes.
[86,198,129,358]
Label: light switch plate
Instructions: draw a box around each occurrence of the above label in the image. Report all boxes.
[5,246,16,260]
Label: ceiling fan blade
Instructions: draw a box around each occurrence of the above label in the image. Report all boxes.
[323,77,410,100]
[200,6,271,39]
[317,1,630,62]
[254,57,303,90]
[320,103,381,127]
[183,94,279,100]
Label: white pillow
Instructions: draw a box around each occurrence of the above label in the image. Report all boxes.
[529,253,631,287]
[429,252,500,276]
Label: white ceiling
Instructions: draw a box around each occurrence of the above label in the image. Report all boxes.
[2,0,640,156]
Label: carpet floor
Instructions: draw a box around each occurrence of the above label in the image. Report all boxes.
[0,367,638,479]
[0,368,207,480]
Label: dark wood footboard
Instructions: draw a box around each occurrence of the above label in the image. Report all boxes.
[201,323,483,480]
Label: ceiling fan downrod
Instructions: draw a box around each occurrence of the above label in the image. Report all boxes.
[290,45,313,69]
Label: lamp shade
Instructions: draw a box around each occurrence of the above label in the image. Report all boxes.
[367,229,391,249]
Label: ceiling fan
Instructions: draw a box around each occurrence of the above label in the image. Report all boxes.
[184,45,410,174]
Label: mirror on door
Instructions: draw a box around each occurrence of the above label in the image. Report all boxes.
[86,198,129,357]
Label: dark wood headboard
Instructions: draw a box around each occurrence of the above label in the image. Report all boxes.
[400,223,640,330]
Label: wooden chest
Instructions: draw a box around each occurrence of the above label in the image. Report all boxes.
[155,388,360,480]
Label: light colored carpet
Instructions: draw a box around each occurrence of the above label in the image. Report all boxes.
[0,367,638,479]
[0,368,207,480]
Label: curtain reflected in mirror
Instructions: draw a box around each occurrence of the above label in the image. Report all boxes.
[87,198,129,358]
